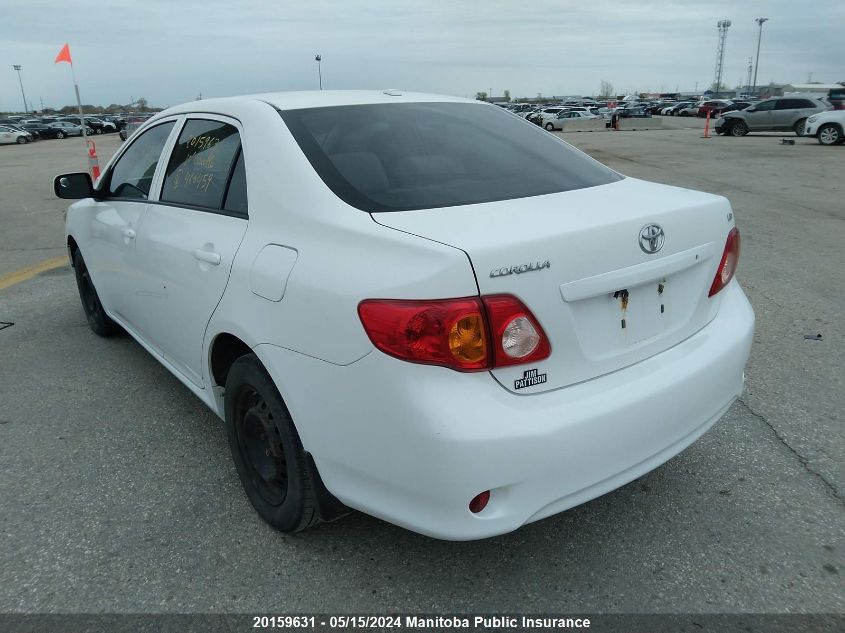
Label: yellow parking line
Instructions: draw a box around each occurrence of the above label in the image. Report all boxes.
[0,255,69,291]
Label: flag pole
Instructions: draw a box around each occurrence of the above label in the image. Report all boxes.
[68,61,89,148]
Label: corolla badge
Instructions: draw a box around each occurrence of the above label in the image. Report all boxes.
[490,260,551,278]
[639,224,665,254]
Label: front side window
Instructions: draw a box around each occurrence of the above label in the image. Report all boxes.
[754,100,776,112]
[107,122,175,199]
[160,119,241,210]
[281,102,621,213]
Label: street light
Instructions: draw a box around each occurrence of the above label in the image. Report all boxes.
[12,65,28,114]
[315,54,322,90]
[752,17,769,93]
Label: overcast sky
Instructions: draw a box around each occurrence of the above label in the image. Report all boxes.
[2,0,843,111]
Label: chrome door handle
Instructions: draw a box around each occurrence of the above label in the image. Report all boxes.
[193,249,221,265]
[122,228,136,239]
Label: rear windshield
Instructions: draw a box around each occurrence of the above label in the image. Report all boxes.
[280,102,621,213]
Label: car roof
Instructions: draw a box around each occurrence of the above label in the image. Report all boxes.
[158,90,472,117]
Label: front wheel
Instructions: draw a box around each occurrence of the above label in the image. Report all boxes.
[544,122,555,131]
[72,250,121,337]
[16,136,28,144]
[794,118,807,136]
[225,354,320,533]
[729,120,748,136]
[817,123,842,146]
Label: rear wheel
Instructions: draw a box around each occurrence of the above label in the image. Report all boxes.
[55,131,65,139]
[729,120,748,137]
[225,354,319,533]
[817,123,842,146]
[72,250,120,337]
[793,118,807,136]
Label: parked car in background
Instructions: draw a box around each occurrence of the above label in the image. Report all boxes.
[118,117,146,141]
[21,123,60,139]
[617,105,652,118]
[713,101,751,117]
[715,96,830,136]
[527,106,567,125]
[55,91,753,540]
[676,103,699,117]
[697,100,733,118]
[666,102,693,116]
[0,125,31,144]
[543,110,599,130]
[47,121,92,138]
[804,109,845,145]
[3,124,38,141]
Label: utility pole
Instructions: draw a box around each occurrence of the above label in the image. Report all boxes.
[315,54,322,90]
[752,18,769,93]
[13,65,28,113]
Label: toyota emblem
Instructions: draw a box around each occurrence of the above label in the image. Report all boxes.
[639,224,665,254]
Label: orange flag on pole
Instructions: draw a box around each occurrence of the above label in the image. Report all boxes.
[55,43,72,64]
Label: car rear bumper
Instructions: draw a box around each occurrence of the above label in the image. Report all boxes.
[255,281,754,540]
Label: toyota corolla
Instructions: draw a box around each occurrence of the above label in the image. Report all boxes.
[55,91,754,540]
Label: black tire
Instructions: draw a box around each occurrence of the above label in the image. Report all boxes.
[55,131,65,139]
[793,118,807,136]
[94,127,102,135]
[729,120,748,137]
[72,249,121,337]
[16,136,28,144]
[544,122,555,131]
[817,123,842,146]
[680,111,690,117]
[224,354,319,533]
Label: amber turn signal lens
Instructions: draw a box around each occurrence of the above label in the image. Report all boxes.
[448,314,487,364]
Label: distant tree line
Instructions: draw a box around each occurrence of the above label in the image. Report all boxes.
[1,97,160,116]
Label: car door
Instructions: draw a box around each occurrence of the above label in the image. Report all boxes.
[773,99,800,129]
[81,120,178,330]
[132,116,249,387]
[745,99,776,129]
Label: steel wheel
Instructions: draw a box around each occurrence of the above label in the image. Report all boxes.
[817,124,841,146]
[233,386,289,506]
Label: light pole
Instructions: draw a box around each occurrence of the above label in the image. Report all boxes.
[753,17,769,93]
[13,65,28,113]
[315,54,322,90]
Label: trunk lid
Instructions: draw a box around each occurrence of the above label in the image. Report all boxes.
[372,177,735,394]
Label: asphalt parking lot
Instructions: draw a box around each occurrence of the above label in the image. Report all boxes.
[0,126,842,614]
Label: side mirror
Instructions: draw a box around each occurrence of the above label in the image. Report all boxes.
[54,172,94,199]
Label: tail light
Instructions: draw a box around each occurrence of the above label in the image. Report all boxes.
[708,227,741,297]
[357,294,550,372]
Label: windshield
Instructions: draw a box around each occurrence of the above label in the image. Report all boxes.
[280,102,621,213]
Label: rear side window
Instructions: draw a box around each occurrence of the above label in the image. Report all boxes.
[161,119,241,210]
[281,102,621,213]
[223,150,248,215]
[776,99,816,110]
[108,122,175,199]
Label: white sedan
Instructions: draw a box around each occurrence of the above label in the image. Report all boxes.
[0,125,30,144]
[804,109,845,145]
[543,110,600,130]
[56,91,754,540]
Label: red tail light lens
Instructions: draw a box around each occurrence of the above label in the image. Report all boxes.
[482,294,551,368]
[358,294,550,371]
[708,227,741,297]
[358,297,490,371]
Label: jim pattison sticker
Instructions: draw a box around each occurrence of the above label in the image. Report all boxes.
[514,368,547,390]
